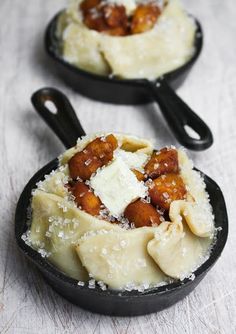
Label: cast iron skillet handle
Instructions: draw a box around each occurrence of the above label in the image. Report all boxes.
[145,79,213,151]
[31,87,86,149]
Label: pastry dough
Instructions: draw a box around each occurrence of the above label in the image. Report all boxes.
[147,220,211,279]
[30,190,121,280]
[57,0,196,79]
[177,150,214,237]
[76,228,166,289]
[24,133,215,290]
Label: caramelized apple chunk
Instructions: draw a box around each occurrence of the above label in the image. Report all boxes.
[106,134,118,149]
[68,151,102,181]
[86,134,118,164]
[132,169,145,182]
[80,0,101,14]
[144,148,179,179]
[80,0,128,36]
[70,181,102,216]
[83,12,108,32]
[124,199,162,228]
[80,0,162,36]
[68,135,118,180]
[149,173,187,210]
[131,3,161,35]
[102,4,127,28]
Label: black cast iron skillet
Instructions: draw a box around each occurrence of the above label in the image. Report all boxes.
[45,12,213,151]
[15,88,227,316]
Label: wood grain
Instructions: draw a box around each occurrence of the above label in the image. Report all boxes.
[1,0,236,333]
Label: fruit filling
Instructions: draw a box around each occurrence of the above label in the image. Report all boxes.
[80,0,164,36]
[67,134,186,228]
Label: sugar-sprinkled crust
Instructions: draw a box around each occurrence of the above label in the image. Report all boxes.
[22,133,215,290]
[57,0,196,79]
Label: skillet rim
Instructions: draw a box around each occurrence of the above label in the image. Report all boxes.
[45,10,203,86]
[15,157,228,299]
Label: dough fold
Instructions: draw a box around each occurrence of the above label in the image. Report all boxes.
[147,220,210,279]
[76,228,166,289]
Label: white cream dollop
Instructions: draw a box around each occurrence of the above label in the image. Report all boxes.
[90,156,147,217]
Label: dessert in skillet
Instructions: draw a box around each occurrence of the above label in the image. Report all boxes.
[22,133,215,291]
[57,0,196,79]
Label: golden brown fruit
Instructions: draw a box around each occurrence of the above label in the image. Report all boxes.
[81,0,128,36]
[149,173,187,210]
[105,134,118,150]
[144,148,179,179]
[131,3,161,35]
[132,169,145,182]
[68,151,102,181]
[85,135,118,165]
[80,0,101,15]
[83,12,108,32]
[81,0,162,36]
[124,199,162,227]
[71,181,102,216]
[102,4,127,28]
[81,0,108,33]
[68,135,118,180]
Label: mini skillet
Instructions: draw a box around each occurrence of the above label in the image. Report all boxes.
[45,12,213,151]
[15,87,228,316]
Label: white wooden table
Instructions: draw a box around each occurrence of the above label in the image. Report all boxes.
[1,1,236,333]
